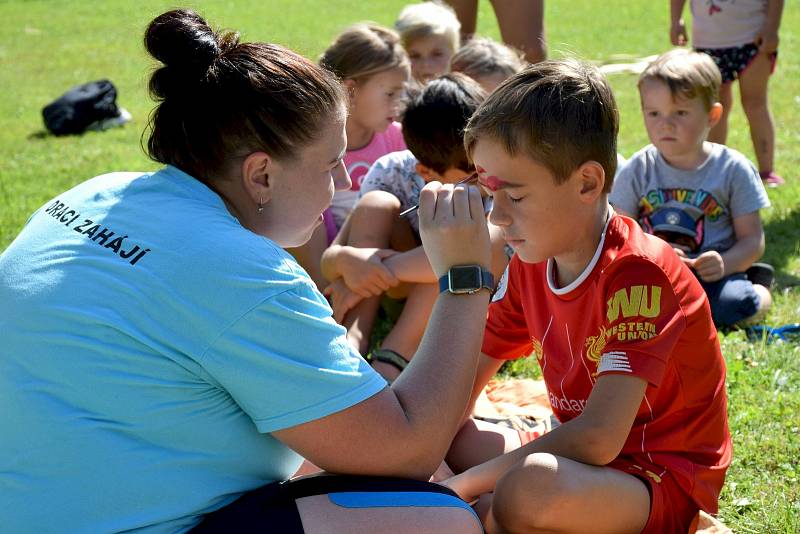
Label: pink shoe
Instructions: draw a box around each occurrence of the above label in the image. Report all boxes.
[760,171,785,187]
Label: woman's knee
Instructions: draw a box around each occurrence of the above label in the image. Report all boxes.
[491,453,567,531]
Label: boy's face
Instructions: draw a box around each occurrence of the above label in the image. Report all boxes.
[406,34,454,83]
[639,79,719,166]
[472,138,584,264]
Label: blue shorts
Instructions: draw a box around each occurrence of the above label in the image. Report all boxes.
[700,273,760,328]
[190,475,477,533]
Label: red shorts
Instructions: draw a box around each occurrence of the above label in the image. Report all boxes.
[607,456,698,533]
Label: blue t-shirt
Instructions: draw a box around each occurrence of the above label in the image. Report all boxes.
[0,166,386,533]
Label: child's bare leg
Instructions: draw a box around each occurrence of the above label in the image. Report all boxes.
[377,282,440,381]
[490,0,546,63]
[739,53,775,173]
[708,81,733,144]
[341,191,403,354]
[447,418,523,473]
[486,453,650,534]
[287,223,330,291]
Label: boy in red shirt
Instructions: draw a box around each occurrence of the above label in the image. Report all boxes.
[443,60,732,533]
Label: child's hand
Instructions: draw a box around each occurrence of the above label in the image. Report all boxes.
[429,460,455,483]
[441,470,481,506]
[670,19,688,46]
[686,251,725,282]
[338,247,399,297]
[324,278,364,322]
[755,28,779,55]
[418,182,491,279]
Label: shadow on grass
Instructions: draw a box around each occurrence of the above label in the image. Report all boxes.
[27,130,52,140]
[763,206,800,287]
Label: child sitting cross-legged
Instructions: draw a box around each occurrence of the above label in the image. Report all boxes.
[442,60,732,533]
[321,73,509,382]
[610,49,772,329]
[287,23,409,290]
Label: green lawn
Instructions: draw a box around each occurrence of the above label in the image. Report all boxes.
[1,0,798,531]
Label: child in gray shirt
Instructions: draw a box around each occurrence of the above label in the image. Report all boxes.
[610,49,771,328]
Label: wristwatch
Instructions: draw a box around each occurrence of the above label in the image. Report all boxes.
[438,265,494,294]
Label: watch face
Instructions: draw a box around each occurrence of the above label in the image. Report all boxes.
[450,266,482,293]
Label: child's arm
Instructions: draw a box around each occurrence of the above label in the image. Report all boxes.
[320,214,400,297]
[669,0,688,46]
[689,212,765,282]
[446,373,648,503]
[756,0,784,54]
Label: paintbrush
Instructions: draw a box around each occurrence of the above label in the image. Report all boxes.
[398,172,479,217]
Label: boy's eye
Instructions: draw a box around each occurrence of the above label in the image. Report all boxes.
[508,195,523,204]
[677,110,689,116]
[647,111,659,117]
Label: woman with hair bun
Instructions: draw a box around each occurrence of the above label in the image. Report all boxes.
[0,9,489,533]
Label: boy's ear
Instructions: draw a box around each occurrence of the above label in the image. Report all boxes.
[415,162,439,183]
[574,161,606,202]
[240,151,274,207]
[708,102,723,127]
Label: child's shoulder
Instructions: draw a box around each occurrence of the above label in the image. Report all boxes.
[373,148,417,170]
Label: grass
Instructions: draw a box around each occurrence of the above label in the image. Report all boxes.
[1,0,798,530]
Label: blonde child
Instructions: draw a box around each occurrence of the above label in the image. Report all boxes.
[395,1,461,84]
[450,36,525,93]
[671,0,785,186]
[288,23,410,289]
[610,49,772,328]
[321,74,508,381]
[442,60,731,533]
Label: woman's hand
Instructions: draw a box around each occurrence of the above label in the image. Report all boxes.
[418,182,491,279]
[338,247,399,297]
[324,278,364,323]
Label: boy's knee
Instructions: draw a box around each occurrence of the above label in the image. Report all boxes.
[492,453,567,531]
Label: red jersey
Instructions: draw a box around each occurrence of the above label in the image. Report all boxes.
[482,214,732,513]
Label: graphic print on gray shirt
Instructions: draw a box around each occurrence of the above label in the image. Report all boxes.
[609,143,770,255]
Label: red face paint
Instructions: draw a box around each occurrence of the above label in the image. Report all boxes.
[479,175,507,192]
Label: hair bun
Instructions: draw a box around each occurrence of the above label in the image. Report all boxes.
[145,9,224,98]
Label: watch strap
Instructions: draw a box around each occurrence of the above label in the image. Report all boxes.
[438,267,494,294]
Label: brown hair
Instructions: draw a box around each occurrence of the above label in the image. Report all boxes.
[319,23,409,81]
[638,48,721,111]
[464,60,619,192]
[144,9,345,182]
[403,73,486,174]
[451,37,525,81]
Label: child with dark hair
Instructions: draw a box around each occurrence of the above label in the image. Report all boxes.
[321,73,508,381]
[611,49,772,329]
[442,60,731,533]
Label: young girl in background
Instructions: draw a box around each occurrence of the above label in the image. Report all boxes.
[288,23,410,288]
[395,1,461,84]
[671,0,785,186]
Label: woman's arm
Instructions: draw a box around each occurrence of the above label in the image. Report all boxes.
[274,182,494,480]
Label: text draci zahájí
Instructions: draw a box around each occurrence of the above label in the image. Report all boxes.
[43,199,150,266]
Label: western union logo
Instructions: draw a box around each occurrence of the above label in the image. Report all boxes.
[607,285,662,322]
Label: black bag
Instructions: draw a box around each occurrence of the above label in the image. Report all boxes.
[42,79,120,136]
